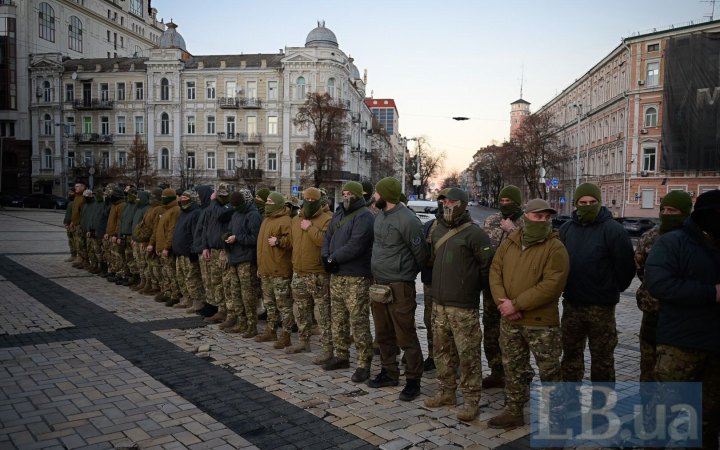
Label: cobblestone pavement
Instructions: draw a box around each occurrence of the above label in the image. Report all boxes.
[0,209,644,450]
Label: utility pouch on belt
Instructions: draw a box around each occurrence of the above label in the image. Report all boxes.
[369,284,393,304]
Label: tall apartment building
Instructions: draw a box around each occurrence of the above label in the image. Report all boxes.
[29,21,374,203]
[365,98,402,179]
[1,0,164,194]
[536,19,720,217]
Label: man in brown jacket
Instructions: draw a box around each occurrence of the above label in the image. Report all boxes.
[286,187,332,354]
[487,198,570,430]
[255,192,294,347]
[148,188,182,306]
[137,188,164,296]
[104,186,126,282]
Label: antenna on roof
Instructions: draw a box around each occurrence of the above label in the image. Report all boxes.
[702,0,716,20]
[519,63,525,99]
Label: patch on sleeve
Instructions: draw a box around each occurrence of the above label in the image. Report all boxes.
[412,235,423,246]
[483,246,492,252]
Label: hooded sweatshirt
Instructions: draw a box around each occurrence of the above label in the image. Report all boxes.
[224,203,262,265]
[131,191,150,242]
[192,185,214,254]
[203,199,231,250]
[172,202,201,258]
[152,198,181,252]
[119,197,138,237]
[321,197,374,278]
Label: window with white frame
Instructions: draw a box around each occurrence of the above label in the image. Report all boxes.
[226,116,235,135]
[135,82,144,100]
[206,81,216,99]
[206,151,216,170]
[267,81,278,100]
[160,78,169,100]
[246,81,257,98]
[39,2,55,42]
[327,78,335,97]
[646,62,660,86]
[135,115,144,134]
[296,77,306,100]
[295,149,304,171]
[207,115,215,134]
[43,81,51,102]
[160,148,169,170]
[65,84,74,102]
[186,81,195,100]
[101,152,109,169]
[187,115,195,134]
[130,0,142,16]
[67,151,75,168]
[42,114,52,135]
[84,151,92,166]
[644,107,658,127]
[101,116,109,135]
[267,116,278,135]
[160,112,169,135]
[43,148,53,169]
[247,152,256,169]
[642,146,657,172]
[118,151,127,166]
[246,116,257,135]
[99,83,109,101]
[117,82,125,101]
[117,116,126,134]
[226,81,237,97]
[267,152,277,171]
[186,151,196,169]
[227,151,236,170]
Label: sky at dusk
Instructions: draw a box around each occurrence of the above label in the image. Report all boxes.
[152,0,712,173]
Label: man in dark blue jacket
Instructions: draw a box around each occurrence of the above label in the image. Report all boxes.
[172,189,204,312]
[646,189,720,449]
[559,183,634,383]
[201,184,232,322]
[321,181,375,381]
[190,185,214,314]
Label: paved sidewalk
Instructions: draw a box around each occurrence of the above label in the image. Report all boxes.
[0,209,644,450]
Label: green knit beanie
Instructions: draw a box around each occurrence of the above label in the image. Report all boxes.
[265,192,286,215]
[342,181,363,199]
[499,185,522,205]
[574,183,601,204]
[256,188,271,202]
[660,190,692,216]
[375,177,402,204]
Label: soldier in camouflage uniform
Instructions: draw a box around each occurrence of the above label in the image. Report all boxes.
[129,191,150,291]
[286,187,332,353]
[172,190,205,311]
[105,186,126,282]
[85,188,106,274]
[634,190,692,382]
[138,188,164,295]
[148,188,181,305]
[646,190,720,450]
[202,184,233,323]
[423,188,493,421]
[487,199,569,429]
[255,192,294,347]
[481,185,525,388]
[116,185,138,285]
[70,182,87,268]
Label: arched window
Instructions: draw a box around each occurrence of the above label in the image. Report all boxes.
[327,78,335,98]
[295,148,305,171]
[39,2,55,42]
[42,81,51,102]
[43,114,53,135]
[43,148,53,169]
[68,16,83,52]
[160,112,169,135]
[160,148,169,170]
[296,76,306,100]
[644,107,657,127]
[160,78,169,100]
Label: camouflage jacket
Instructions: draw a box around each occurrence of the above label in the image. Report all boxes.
[482,212,524,251]
[634,227,660,312]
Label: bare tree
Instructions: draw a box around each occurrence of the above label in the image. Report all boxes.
[405,136,445,198]
[368,118,394,182]
[441,170,461,189]
[293,92,349,187]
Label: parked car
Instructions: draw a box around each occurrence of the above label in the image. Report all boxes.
[407,200,438,224]
[467,200,478,207]
[552,214,572,229]
[0,193,24,207]
[22,193,68,210]
[616,217,657,236]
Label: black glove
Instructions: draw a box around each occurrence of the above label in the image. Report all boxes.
[323,256,339,273]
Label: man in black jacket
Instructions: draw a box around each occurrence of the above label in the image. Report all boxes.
[172,190,204,312]
[559,183,634,383]
[646,189,720,449]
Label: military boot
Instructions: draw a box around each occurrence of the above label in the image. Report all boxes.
[285,338,310,354]
[227,320,247,334]
[424,390,456,408]
[487,410,524,429]
[133,279,146,292]
[218,315,237,330]
[482,372,505,389]
[89,265,101,275]
[204,310,226,324]
[186,300,204,314]
[174,298,192,309]
[98,263,109,277]
[140,284,154,295]
[154,292,168,303]
[312,351,333,365]
[273,331,291,349]
[241,326,257,339]
[254,325,277,342]
[457,397,480,422]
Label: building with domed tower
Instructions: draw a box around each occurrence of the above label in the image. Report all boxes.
[29,19,374,203]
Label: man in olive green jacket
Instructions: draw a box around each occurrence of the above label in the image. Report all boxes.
[487,198,569,430]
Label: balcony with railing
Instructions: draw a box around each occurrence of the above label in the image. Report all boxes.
[73,99,114,110]
[74,133,114,144]
[217,132,240,143]
[242,133,262,144]
[316,169,360,182]
[241,97,262,109]
[217,169,238,180]
[218,97,239,109]
[238,168,264,180]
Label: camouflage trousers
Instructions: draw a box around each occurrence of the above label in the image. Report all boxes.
[423,284,434,358]
[639,311,658,382]
[102,239,112,271]
[208,249,226,309]
[223,262,257,330]
[110,240,126,276]
[147,252,161,289]
[432,303,483,399]
[261,275,293,332]
[160,255,180,300]
[331,276,372,366]
[132,243,146,280]
[292,272,330,344]
[124,240,136,275]
[500,320,561,414]
[655,344,720,449]
[176,256,204,303]
[561,302,617,382]
[198,257,211,303]
[482,289,503,376]
[86,236,100,269]
[67,229,77,257]
[73,227,87,262]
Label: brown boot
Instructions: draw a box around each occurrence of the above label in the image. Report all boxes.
[482,372,505,389]
[186,300,204,314]
[424,390,456,408]
[312,351,333,365]
[487,410,524,429]
[227,321,247,334]
[273,331,291,349]
[241,326,257,338]
[218,315,237,330]
[204,310,226,324]
[154,292,169,303]
[174,298,192,309]
[255,325,277,342]
[285,338,310,354]
[130,279,144,291]
[457,397,480,422]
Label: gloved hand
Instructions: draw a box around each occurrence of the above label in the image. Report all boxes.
[323,256,339,273]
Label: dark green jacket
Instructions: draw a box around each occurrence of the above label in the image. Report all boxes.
[371,203,429,283]
[431,213,493,309]
[131,191,150,242]
[81,199,105,236]
[63,197,74,225]
[119,199,138,237]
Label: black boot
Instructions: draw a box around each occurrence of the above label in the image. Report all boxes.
[399,379,421,401]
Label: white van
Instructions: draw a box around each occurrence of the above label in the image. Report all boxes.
[407,200,438,224]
